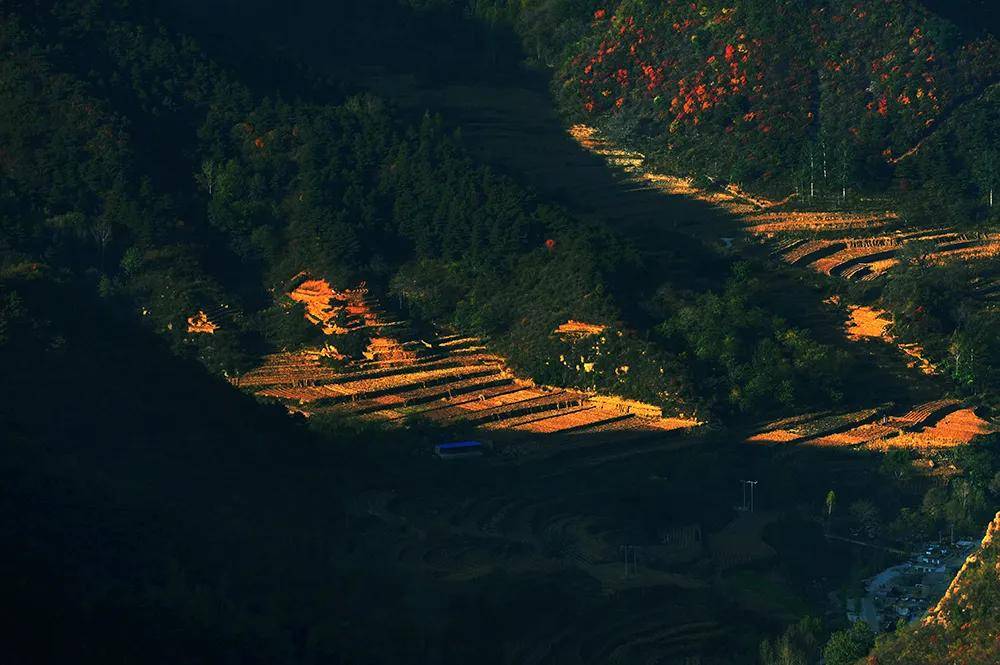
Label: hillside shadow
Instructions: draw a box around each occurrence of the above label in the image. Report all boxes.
[0,276,929,664]
[213,0,743,284]
[159,0,750,326]
[162,0,526,97]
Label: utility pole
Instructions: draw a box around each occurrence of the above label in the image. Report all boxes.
[621,545,638,577]
[748,480,759,513]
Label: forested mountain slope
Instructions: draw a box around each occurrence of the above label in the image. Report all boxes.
[472,0,999,228]
[0,0,888,419]
[0,1,668,407]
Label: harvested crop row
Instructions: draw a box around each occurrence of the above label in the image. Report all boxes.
[907,408,994,445]
[744,210,898,234]
[326,365,503,399]
[810,423,899,446]
[747,408,880,444]
[781,240,844,265]
[500,405,599,432]
[929,237,1000,264]
[893,398,963,426]
[814,246,900,276]
[517,408,628,434]
[474,392,586,428]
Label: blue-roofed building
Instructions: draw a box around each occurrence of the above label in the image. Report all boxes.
[435,440,484,459]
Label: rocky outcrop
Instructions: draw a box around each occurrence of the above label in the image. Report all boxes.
[924,511,1000,628]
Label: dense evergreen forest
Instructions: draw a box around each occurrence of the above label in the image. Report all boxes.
[1,1,998,663]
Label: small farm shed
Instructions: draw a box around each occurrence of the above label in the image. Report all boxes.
[435,441,484,459]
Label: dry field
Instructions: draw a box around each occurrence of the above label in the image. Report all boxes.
[288,277,391,334]
[870,408,994,450]
[766,228,999,281]
[186,310,219,334]
[746,297,987,453]
[772,231,1000,282]
[744,211,900,234]
[184,303,237,335]
[568,125,995,459]
[237,276,701,438]
[842,305,938,374]
[748,399,994,450]
[553,320,606,338]
[844,305,892,341]
[569,124,1000,281]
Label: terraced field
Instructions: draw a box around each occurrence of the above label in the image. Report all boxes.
[341,433,759,664]
[568,124,996,460]
[185,303,237,334]
[773,230,1000,282]
[236,277,700,438]
[569,124,1000,282]
[748,398,994,450]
